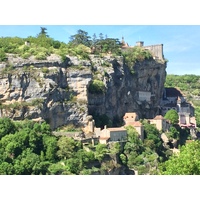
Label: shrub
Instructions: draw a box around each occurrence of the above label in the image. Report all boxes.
[41,67,49,73]
[73,44,91,60]
[35,52,47,60]
[88,79,105,94]
[0,48,7,62]
[21,52,31,59]
[122,46,153,68]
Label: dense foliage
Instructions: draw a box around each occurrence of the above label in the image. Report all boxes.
[0,118,100,175]
[88,79,106,94]
[159,140,200,175]
[0,27,156,64]
[122,47,153,74]
[0,117,177,175]
[165,74,200,96]
[164,109,179,125]
[121,122,169,175]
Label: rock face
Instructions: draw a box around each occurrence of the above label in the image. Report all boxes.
[0,54,167,130]
[88,55,167,121]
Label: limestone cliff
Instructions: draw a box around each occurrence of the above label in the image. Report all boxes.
[0,53,167,129]
[88,55,167,121]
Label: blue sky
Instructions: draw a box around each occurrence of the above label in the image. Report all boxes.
[0,1,200,76]
[0,0,200,196]
[1,25,200,75]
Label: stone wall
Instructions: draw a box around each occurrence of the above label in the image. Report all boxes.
[144,44,164,60]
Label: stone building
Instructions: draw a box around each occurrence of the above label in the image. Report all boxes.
[149,115,170,132]
[161,87,195,128]
[123,112,144,140]
[138,91,152,102]
[99,125,127,144]
[121,38,164,61]
[82,115,128,144]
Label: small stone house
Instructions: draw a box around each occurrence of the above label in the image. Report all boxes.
[99,125,127,144]
[123,112,144,140]
[149,115,170,132]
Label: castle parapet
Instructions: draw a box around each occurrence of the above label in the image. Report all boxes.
[143,43,164,60]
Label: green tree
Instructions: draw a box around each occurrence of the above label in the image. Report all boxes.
[0,162,14,175]
[95,143,109,161]
[0,48,7,61]
[69,29,91,47]
[56,136,78,160]
[124,126,143,154]
[99,33,104,40]
[42,135,58,161]
[164,109,179,125]
[47,162,72,175]
[123,126,144,169]
[92,33,97,45]
[0,117,16,139]
[109,142,121,155]
[14,148,41,175]
[32,161,51,175]
[142,120,162,152]
[37,27,49,38]
[166,126,180,140]
[159,140,200,175]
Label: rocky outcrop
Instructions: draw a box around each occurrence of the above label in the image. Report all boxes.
[0,53,167,130]
[88,55,167,120]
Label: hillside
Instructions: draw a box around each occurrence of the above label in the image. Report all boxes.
[165,74,200,127]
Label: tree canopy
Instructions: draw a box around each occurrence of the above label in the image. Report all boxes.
[159,140,200,175]
[69,29,91,47]
[164,109,179,125]
[37,27,49,38]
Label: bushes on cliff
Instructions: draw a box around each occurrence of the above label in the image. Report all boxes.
[0,48,7,61]
[122,46,153,68]
[88,79,106,94]
[76,44,91,59]
[0,37,24,54]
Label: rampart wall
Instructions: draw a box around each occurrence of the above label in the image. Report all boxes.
[122,40,164,61]
[143,44,164,60]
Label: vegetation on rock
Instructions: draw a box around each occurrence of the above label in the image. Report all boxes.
[0,27,200,175]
